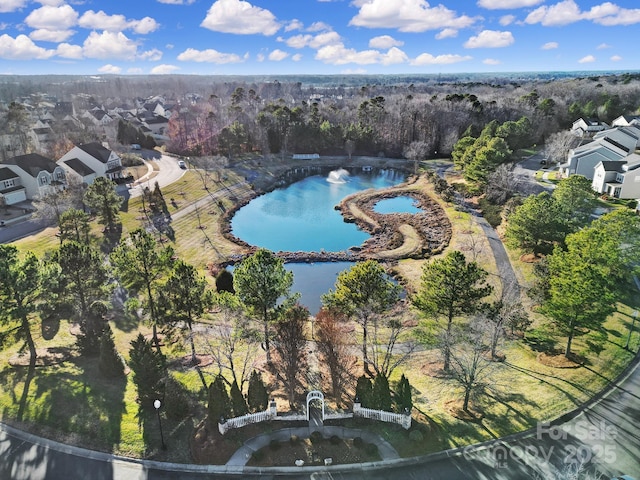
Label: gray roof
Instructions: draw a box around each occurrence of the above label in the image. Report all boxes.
[63,158,95,176]
[5,153,58,177]
[599,160,626,172]
[0,167,19,180]
[77,143,111,163]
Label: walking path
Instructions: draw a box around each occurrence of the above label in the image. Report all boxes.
[225,426,400,467]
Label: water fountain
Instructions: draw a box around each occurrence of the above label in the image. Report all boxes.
[326,168,350,184]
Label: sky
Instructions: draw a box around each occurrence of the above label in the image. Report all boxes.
[0,0,638,76]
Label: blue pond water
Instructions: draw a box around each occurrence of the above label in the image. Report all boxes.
[373,196,422,214]
[231,168,405,252]
[231,168,406,313]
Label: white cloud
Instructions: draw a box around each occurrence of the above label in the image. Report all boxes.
[610,55,622,61]
[285,19,304,32]
[177,47,245,63]
[37,0,66,5]
[307,22,332,32]
[541,41,558,50]
[483,58,501,65]
[25,5,78,30]
[0,23,10,31]
[477,0,543,9]
[596,43,611,50]
[201,0,280,35]
[525,0,640,27]
[150,64,180,74]
[30,29,75,42]
[256,53,265,62]
[410,52,472,65]
[369,35,403,49]
[349,0,477,32]
[499,15,516,26]
[98,64,121,74]
[578,54,595,63]
[464,30,514,48]
[56,42,83,59]
[139,48,163,61]
[268,49,289,61]
[0,0,28,13]
[292,53,302,61]
[435,28,458,39]
[157,0,196,4]
[315,44,383,65]
[82,31,138,60]
[284,31,341,49]
[78,11,159,34]
[0,34,55,59]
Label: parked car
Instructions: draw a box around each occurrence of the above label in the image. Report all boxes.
[130,143,141,150]
[178,160,186,169]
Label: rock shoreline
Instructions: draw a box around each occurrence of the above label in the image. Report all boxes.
[218,160,451,267]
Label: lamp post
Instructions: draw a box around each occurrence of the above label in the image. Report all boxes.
[625,310,638,350]
[153,399,166,450]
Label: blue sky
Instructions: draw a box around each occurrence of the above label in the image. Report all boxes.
[0,0,638,76]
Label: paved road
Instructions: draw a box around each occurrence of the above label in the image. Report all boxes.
[1,350,638,480]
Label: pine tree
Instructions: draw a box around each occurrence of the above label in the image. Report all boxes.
[247,370,269,413]
[372,374,392,411]
[355,375,373,408]
[128,333,166,407]
[208,375,231,423]
[98,323,125,378]
[230,380,249,417]
[394,374,413,414]
[215,269,235,294]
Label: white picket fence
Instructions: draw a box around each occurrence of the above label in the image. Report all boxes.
[218,400,411,434]
[353,403,412,430]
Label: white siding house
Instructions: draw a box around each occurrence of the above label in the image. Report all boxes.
[592,154,640,199]
[0,166,27,205]
[57,143,123,182]
[2,153,66,199]
[562,138,629,180]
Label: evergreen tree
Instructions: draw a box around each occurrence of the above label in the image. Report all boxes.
[247,370,269,413]
[355,375,373,408]
[215,269,235,294]
[77,300,108,356]
[372,374,392,411]
[208,374,231,423]
[129,333,166,407]
[98,323,125,378]
[230,380,249,417]
[394,374,413,414]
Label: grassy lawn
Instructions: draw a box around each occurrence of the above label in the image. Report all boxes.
[1,163,639,465]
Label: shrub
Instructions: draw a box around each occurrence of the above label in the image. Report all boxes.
[269,439,281,451]
[409,429,424,443]
[98,324,125,378]
[329,435,340,445]
[289,435,300,445]
[365,443,378,456]
[478,197,503,228]
[353,437,364,448]
[310,430,323,444]
[252,450,264,462]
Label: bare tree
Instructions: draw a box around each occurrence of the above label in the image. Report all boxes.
[314,308,357,406]
[272,304,308,409]
[485,163,521,205]
[368,305,418,379]
[200,292,260,392]
[544,130,580,167]
[403,140,430,175]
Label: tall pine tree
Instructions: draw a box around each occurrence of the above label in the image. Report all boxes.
[247,370,269,413]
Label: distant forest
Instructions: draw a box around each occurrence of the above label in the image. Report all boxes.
[2,71,639,159]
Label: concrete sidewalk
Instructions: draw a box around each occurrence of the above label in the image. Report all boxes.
[226,426,400,467]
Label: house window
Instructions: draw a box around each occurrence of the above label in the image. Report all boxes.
[4,179,15,188]
[39,176,49,186]
[616,174,624,183]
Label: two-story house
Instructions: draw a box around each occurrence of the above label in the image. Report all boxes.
[57,142,123,183]
[0,166,26,205]
[2,153,66,199]
[592,153,640,200]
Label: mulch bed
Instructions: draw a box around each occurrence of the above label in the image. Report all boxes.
[537,351,583,368]
[444,400,484,422]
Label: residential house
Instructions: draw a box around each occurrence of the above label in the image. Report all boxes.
[612,115,640,128]
[2,153,66,199]
[592,154,640,199]
[561,136,630,180]
[57,142,123,182]
[571,118,609,137]
[59,157,97,185]
[592,125,640,151]
[0,166,27,205]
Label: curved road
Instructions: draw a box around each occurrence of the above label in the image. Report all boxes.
[1,156,638,479]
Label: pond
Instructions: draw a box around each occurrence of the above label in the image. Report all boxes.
[231,168,405,253]
[373,195,422,214]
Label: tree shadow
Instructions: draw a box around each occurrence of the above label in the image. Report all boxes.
[101,223,123,253]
